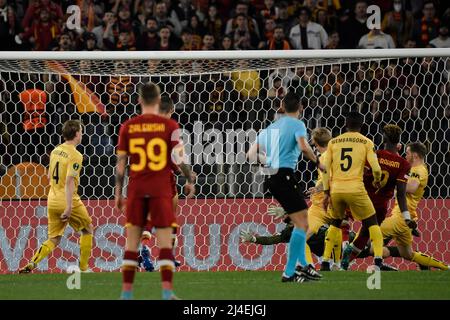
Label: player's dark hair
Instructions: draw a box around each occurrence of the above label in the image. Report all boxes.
[62,120,82,141]
[160,95,174,114]
[346,112,364,131]
[139,82,161,105]
[282,91,301,113]
[383,124,402,144]
[312,127,332,147]
[408,142,427,159]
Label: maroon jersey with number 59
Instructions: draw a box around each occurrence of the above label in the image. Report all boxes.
[117,114,180,198]
[363,149,411,209]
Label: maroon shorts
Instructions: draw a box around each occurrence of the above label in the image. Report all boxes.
[126,196,175,228]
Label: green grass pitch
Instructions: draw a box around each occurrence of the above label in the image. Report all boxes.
[1,271,449,300]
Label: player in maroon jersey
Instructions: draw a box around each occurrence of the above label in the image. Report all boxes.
[115,83,195,300]
[341,124,412,270]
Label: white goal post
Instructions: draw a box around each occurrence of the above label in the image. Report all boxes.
[0,49,449,273]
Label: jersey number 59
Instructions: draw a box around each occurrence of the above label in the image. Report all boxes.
[129,138,167,172]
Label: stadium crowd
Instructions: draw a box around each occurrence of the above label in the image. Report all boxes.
[0,0,449,200]
[0,0,449,51]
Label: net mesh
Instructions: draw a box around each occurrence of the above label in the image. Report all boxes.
[0,55,449,273]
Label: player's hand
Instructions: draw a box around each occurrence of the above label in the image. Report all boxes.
[115,195,126,212]
[306,186,319,196]
[60,208,72,223]
[267,205,286,219]
[239,229,256,243]
[405,219,420,237]
[184,183,196,198]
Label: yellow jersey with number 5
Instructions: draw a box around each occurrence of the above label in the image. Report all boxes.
[48,143,83,208]
[323,131,381,193]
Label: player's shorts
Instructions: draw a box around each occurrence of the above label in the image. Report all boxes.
[308,204,333,234]
[48,201,92,238]
[127,195,175,228]
[380,214,412,247]
[266,168,308,214]
[330,192,375,221]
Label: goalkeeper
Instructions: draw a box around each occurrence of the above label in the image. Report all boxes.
[240,205,356,267]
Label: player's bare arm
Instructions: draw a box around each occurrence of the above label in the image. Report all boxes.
[60,175,75,222]
[297,137,324,171]
[172,143,196,198]
[115,153,128,211]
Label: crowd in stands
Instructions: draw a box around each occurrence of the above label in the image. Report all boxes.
[0,0,449,51]
[0,0,449,199]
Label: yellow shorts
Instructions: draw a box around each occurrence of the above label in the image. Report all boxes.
[380,214,412,247]
[48,202,92,238]
[330,192,375,221]
[308,204,333,234]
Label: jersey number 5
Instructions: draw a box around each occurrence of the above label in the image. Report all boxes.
[340,148,353,172]
[129,138,167,172]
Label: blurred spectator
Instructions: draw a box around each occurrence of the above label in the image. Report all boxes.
[18,8,60,51]
[92,11,115,50]
[429,22,450,47]
[201,33,215,50]
[413,0,440,47]
[257,0,278,28]
[403,37,417,48]
[264,24,291,49]
[157,24,179,50]
[268,68,295,91]
[267,77,287,99]
[382,0,414,47]
[314,6,336,34]
[0,0,16,50]
[52,32,74,51]
[233,13,260,50]
[274,1,293,36]
[359,28,396,49]
[325,30,342,49]
[289,7,328,49]
[105,30,136,50]
[219,34,234,50]
[179,27,200,50]
[225,1,260,39]
[203,5,223,41]
[189,14,206,38]
[135,0,155,27]
[80,32,101,51]
[22,0,63,33]
[258,18,276,47]
[176,0,205,29]
[154,0,181,36]
[339,1,369,48]
[136,17,160,50]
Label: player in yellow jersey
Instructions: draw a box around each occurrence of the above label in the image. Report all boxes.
[321,112,385,271]
[379,142,448,270]
[19,120,94,273]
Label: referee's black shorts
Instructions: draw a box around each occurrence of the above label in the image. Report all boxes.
[266,168,308,214]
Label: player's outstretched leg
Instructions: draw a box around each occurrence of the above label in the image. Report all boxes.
[411,252,449,271]
[19,238,59,273]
